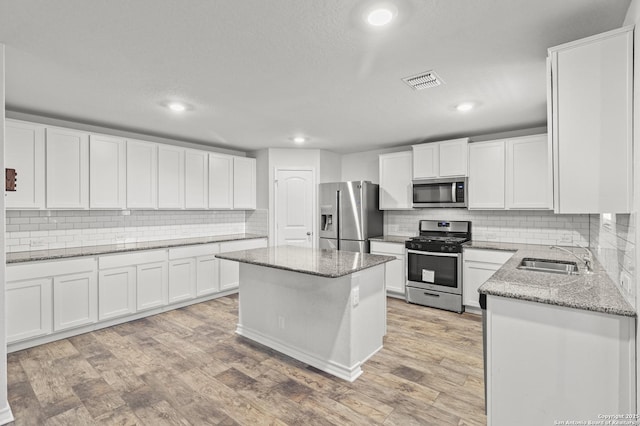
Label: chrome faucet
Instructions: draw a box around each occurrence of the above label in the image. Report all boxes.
[549,245,593,274]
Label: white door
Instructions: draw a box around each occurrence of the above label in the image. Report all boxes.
[5,120,45,209]
[46,127,89,209]
[275,169,315,247]
[53,271,97,331]
[98,266,136,320]
[185,150,208,209]
[158,145,185,209]
[126,139,158,209]
[89,134,127,209]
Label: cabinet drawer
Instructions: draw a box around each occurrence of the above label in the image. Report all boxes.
[99,249,167,269]
[7,257,96,281]
[370,241,406,255]
[169,243,219,260]
[463,248,514,264]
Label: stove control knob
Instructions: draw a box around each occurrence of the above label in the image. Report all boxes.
[440,245,445,251]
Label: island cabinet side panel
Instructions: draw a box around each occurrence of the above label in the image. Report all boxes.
[236,263,384,381]
[486,295,635,426]
[349,264,385,363]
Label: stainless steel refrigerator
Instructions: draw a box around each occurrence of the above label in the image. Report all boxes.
[318,181,383,253]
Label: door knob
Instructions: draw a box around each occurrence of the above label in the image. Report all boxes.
[306,232,312,236]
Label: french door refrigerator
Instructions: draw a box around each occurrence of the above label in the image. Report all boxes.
[318,181,383,253]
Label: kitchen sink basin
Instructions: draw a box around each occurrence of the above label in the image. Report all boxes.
[517,258,579,275]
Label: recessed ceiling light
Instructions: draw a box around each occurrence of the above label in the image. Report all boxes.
[456,102,475,112]
[292,136,306,144]
[367,8,393,26]
[168,102,186,112]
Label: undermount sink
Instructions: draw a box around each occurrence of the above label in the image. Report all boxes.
[517,258,579,275]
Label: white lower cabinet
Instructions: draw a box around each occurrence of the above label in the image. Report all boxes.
[169,258,197,303]
[370,241,406,297]
[463,248,515,310]
[6,278,52,342]
[53,271,98,331]
[137,261,169,311]
[219,238,268,291]
[98,266,136,321]
[6,238,266,351]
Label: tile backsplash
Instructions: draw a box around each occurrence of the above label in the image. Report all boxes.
[385,209,590,246]
[5,209,268,252]
[590,213,635,305]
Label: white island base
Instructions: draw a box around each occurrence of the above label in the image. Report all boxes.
[235,263,386,382]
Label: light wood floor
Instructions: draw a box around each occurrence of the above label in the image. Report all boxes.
[7,296,486,425]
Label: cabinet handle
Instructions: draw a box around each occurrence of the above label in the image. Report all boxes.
[424,292,440,297]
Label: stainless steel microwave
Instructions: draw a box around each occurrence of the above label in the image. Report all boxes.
[412,177,468,208]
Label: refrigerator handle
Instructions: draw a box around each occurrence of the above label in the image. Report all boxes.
[336,189,340,250]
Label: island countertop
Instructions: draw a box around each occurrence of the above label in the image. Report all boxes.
[469,241,636,317]
[216,245,395,278]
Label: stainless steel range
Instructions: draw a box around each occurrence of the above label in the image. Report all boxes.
[405,220,471,313]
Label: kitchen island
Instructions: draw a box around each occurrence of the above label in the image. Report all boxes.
[216,245,395,381]
[473,242,636,426]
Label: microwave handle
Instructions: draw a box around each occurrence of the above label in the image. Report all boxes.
[451,183,456,202]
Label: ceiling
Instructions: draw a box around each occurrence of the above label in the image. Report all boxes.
[0,0,631,154]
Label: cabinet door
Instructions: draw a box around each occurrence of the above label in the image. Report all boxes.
[6,278,52,342]
[5,120,45,209]
[158,145,185,209]
[463,262,499,309]
[379,151,413,209]
[439,138,468,177]
[98,267,136,321]
[197,254,219,296]
[233,157,256,209]
[468,141,505,209]
[550,27,632,213]
[46,127,89,209]
[136,261,168,311]
[90,134,127,209]
[126,139,158,209]
[219,239,267,291]
[506,135,552,209]
[53,271,97,331]
[185,150,209,209]
[168,258,196,303]
[412,144,438,179]
[209,153,233,209]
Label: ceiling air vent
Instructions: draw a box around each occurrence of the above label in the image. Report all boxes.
[402,70,444,90]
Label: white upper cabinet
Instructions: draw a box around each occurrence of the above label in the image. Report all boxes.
[89,134,127,209]
[468,141,505,209]
[185,149,209,209]
[46,127,89,209]
[549,26,633,214]
[5,119,45,209]
[413,138,469,179]
[505,134,552,209]
[379,151,413,210]
[233,157,256,209]
[158,145,185,209]
[126,139,158,209]
[209,153,234,209]
[470,135,552,210]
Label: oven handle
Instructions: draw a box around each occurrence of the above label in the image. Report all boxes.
[423,292,440,298]
[407,249,461,258]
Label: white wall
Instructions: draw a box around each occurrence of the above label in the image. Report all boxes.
[623,0,640,413]
[319,150,341,183]
[341,146,405,183]
[252,148,269,209]
[0,44,15,424]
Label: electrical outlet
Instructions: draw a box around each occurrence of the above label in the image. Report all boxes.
[620,272,632,293]
[352,286,360,307]
[30,240,45,247]
[486,233,497,240]
[560,234,572,244]
[277,315,285,329]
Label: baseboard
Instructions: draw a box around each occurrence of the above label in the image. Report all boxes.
[236,324,364,382]
[0,403,14,425]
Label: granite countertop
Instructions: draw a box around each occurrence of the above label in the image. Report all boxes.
[369,235,412,244]
[6,233,267,264]
[216,245,395,278]
[468,241,636,317]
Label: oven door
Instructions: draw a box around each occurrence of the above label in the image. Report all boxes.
[406,250,462,295]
